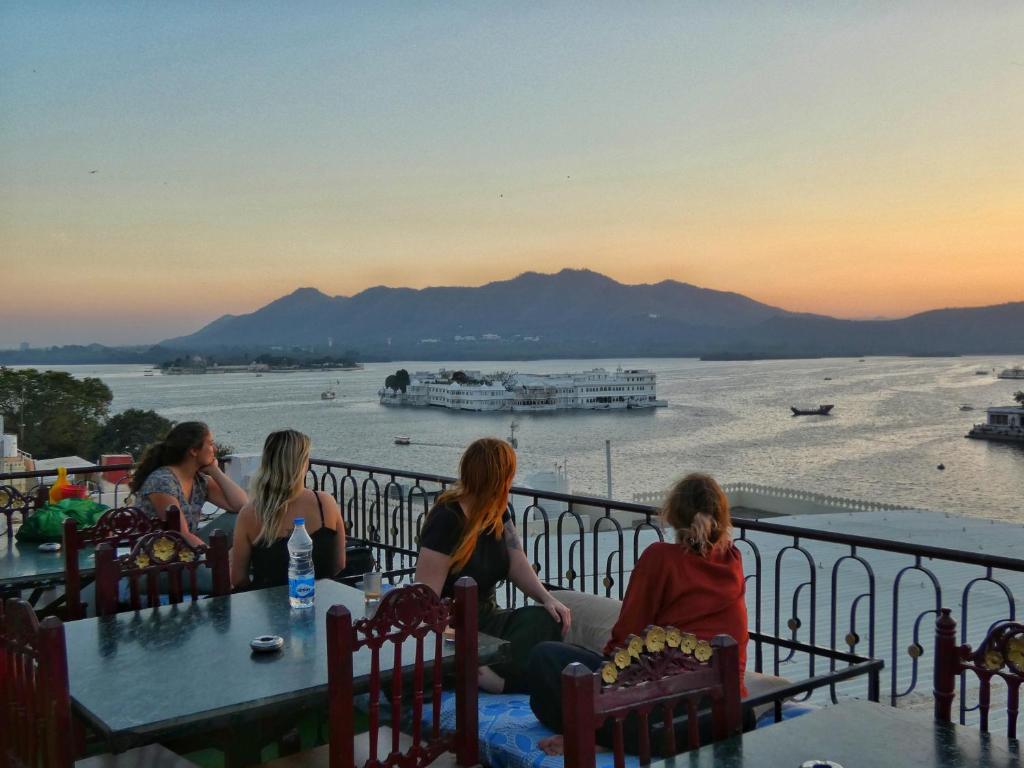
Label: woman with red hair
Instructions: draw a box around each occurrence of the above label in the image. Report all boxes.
[416,437,571,694]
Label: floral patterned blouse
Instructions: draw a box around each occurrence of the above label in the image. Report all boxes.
[136,466,207,532]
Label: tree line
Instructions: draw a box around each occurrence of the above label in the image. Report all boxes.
[0,367,225,462]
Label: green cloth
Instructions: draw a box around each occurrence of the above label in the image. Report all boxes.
[15,499,109,542]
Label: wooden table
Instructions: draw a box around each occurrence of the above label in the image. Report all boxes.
[650,699,1020,768]
[65,580,505,762]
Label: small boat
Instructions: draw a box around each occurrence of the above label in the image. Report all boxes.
[394,436,411,445]
[321,390,336,400]
[823,377,832,381]
[791,404,834,416]
[997,366,1024,380]
[975,369,991,376]
[959,404,975,411]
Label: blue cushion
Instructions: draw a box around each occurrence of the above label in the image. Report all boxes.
[420,691,640,768]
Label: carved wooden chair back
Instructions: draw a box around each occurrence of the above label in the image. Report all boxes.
[327,577,479,768]
[0,484,33,538]
[0,597,74,768]
[63,506,181,620]
[94,529,229,617]
[934,607,1023,739]
[562,627,743,768]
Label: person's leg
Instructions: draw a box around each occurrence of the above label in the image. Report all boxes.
[480,605,563,694]
[198,511,237,545]
[526,642,604,732]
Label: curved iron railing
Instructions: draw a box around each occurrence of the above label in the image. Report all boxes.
[304,457,1022,723]
[2,458,1019,727]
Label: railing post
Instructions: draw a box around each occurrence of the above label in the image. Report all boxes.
[934,608,958,723]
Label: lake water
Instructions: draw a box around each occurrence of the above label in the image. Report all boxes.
[31,356,1024,521]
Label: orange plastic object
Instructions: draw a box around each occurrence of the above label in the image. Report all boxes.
[49,467,69,504]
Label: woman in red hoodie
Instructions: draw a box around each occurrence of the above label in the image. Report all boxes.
[527,473,748,755]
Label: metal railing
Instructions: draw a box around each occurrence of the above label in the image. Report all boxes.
[304,457,1023,725]
[3,458,1019,728]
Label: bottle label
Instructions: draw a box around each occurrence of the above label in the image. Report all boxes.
[290,576,315,600]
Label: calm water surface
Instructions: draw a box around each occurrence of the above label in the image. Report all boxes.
[35,357,1024,521]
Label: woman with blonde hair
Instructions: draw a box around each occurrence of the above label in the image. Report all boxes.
[416,437,571,694]
[231,429,346,589]
[527,472,749,755]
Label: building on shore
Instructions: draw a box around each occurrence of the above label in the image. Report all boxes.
[378,367,667,412]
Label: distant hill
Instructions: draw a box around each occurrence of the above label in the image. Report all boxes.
[157,269,1024,359]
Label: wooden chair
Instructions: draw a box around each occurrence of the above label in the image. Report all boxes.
[63,506,181,620]
[94,529,230,617]
[0,597,195,767]
[265,577,479,768]
[562,627,743,768]
[934,607,1023,739]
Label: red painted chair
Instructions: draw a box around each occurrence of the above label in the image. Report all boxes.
[63,506,181,620]
[265,577,479,768]
[0,597,195,767]
[94,529,230,617]
[934,607,1023,739]
[562,627,743,768]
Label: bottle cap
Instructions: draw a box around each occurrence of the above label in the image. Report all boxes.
[294,518,304,526]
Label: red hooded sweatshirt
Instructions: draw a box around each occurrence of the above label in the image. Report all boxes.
[604,541,748,696]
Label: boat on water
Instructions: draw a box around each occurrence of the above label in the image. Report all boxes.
[997,366,1024,380]
[959,404,975,412]
[975,369,991,376]
[394,436,411,445]
[321,390,336,400]
[791,404,834,416]
[378,366,667,412]
[966,406,1024,443]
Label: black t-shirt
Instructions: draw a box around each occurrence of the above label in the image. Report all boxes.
[418,500,512,606]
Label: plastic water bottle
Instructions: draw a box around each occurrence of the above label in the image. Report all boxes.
[288,518,315,609]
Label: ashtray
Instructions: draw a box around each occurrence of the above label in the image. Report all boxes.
[250,635,284,653]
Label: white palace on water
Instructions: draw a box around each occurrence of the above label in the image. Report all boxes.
[378,367,667,412]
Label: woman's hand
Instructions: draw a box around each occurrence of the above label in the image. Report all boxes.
[541,594,571,635]
[198,461,222,477]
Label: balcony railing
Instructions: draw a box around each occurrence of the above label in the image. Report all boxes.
[2,458,1019,729]
[304,457,1022,728]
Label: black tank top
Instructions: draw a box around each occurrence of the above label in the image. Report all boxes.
[249,491,339,589]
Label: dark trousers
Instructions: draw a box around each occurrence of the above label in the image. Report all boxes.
[527,641,752,755]
[481,604,563,694]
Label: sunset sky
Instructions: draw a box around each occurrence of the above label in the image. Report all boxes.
[1,3,1022,346]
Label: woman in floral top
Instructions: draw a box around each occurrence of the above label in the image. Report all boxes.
[130,421,248,547]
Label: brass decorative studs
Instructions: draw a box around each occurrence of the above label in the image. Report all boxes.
[694,640,713,662]
[644,626,667,653]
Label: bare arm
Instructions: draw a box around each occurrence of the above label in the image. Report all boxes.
[199,464,248,512]
[507,547,571,634]
[414,547,452,596]
[145,492,204,548]
[319,492,347,574]
[230,505,256,589]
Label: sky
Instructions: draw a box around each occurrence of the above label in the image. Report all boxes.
[1,2,1022,346]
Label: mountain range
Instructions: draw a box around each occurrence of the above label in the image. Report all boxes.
[162,269,1024,359]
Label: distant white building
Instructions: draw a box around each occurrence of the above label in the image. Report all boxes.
[379,367,667,412]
